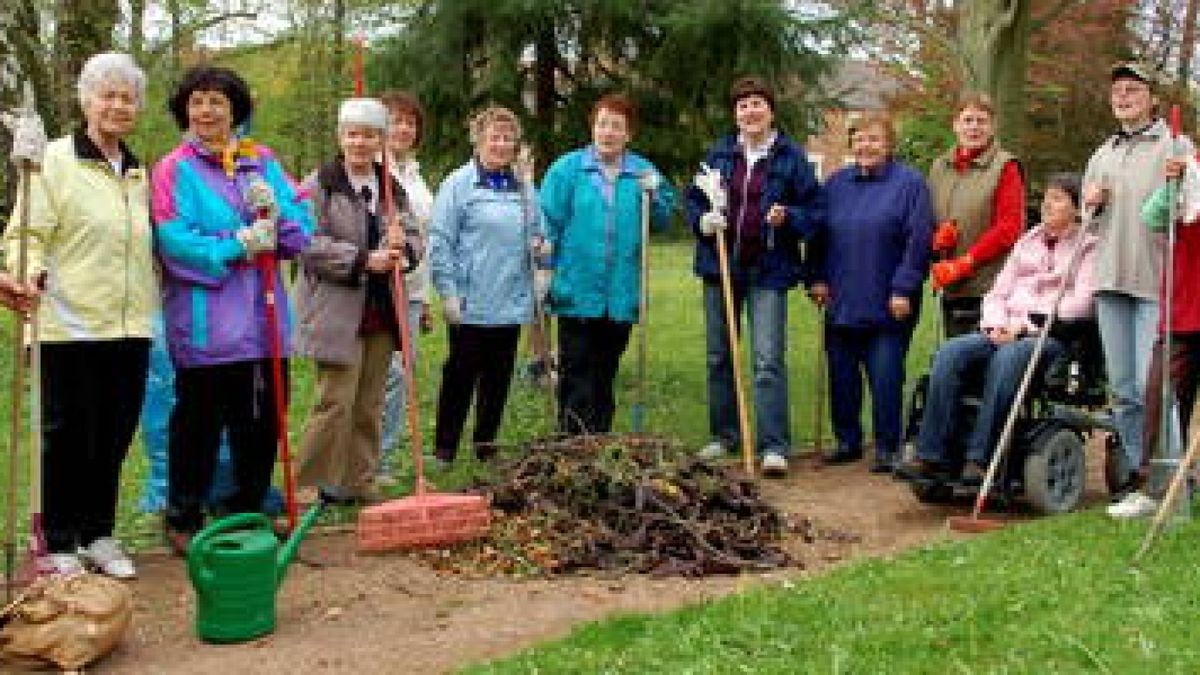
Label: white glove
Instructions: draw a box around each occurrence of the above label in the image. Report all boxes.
[1,107,47,167]
[236,218,276,257]
[638,170,660,193]
[244,177,279,220]
[699,212,727,236]
[443,296,464,325]
[533,269,552,304]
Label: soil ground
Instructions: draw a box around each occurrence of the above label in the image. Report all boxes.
[97,441,1113,674]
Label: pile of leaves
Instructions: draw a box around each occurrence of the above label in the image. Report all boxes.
[423,434,805,577]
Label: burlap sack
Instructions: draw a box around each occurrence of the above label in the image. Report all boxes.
[0,572,132,670]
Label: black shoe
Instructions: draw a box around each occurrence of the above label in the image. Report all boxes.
[960,461,986,485]
[871,454,896,474]
[894,457,945,481]
[823,447,864,464]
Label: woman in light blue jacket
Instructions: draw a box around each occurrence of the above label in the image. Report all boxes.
[429,106,543,464]
[540,94,675,434]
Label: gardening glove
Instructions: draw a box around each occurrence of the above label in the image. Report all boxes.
[236,218,276,257]
[1,105,47,167]
[1141,185,1171,232]
[931,220,959,255]
[533,268,552,304]
[931,254,974,290]
[442,296,463,325]
[699,212,727,236]
[638,170,660,193]
[244,176,279,221]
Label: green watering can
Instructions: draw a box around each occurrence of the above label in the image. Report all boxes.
[187,502,324,643]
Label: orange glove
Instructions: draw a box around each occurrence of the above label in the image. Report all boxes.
[931,220,959,255]
[931,255,974,290]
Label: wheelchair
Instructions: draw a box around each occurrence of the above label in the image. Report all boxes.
[898,316,1121,515]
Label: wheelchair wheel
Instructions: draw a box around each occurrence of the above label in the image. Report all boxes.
[1023,426,1085,514]
[910,482,954,505]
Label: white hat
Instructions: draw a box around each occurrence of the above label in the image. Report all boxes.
[338,97,388,131]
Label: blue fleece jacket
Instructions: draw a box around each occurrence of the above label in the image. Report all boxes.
[807,159,934,328]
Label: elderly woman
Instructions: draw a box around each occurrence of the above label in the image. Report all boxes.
[927,93,1026,337]
[539,94,676,435]
[295,97,420,503]
[1083,62,1194,503]
[3,52,155,577]
[898,174,1098,482]
[152,65,314,552]
[685,76,824,477]
[378,90,434,484]
[429,105,543,465]
[807,111,934,473]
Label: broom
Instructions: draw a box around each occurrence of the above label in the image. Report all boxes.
[356,149,490,552]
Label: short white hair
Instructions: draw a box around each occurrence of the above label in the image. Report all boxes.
[77,52,146,108]
[337,98,389,133]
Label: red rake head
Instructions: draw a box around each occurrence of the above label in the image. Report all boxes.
[947,515,1006,534]
[357,493,491,552]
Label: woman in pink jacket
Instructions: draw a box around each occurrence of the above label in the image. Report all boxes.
[898,173,1098,482]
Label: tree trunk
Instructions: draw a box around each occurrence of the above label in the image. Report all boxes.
[129,0,146,61]
[532,26,557,176]
[53,0,119,134]
[957,0,1031,151]
[1180,0,1199,84]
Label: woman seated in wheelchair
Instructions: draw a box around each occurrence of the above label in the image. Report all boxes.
[897,173,1099,483]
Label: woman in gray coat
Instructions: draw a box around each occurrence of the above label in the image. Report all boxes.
[294,98,421,503]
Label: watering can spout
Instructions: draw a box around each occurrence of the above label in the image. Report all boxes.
[276,500,326,584]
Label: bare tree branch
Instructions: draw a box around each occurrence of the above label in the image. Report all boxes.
[1031,0,1087,33]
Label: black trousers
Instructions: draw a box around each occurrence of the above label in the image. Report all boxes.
[557,316,633,435]
[41,339,150,552]
[434,324,520,460]
[166,359,286,534]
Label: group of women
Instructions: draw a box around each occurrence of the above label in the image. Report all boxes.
[2,51,1191,581]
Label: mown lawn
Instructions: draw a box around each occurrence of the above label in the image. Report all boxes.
[470,510,1200,673]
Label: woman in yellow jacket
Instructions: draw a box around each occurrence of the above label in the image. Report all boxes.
[4,52,157,578]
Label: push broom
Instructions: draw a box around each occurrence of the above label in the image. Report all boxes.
[948,204,1099,534]
[356,136,490,552]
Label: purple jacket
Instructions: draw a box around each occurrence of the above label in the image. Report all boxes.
[151,137,314,368]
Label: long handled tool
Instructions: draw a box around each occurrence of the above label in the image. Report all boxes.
[25,264,45,574]
[257,253,298,533]
[5,159,32,598]
[949,208,1098,534]
[631,186,651,433]
[1134,106,1191,562]
[713,218,754,475]
[813,306,827,456]
[356,153,490,552]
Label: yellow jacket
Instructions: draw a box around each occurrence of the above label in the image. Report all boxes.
[5,132,158,342]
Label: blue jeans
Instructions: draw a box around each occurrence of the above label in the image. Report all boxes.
[916,332,1063,465]
[825,323,913,458]
[703,279,790,455]
[380,299,424,468]
[1096,292,1159,470]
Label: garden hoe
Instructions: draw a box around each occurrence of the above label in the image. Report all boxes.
[695,164,755,475]
[631,183,651,433]
[356,151,490,552]
[949,206,1099,534]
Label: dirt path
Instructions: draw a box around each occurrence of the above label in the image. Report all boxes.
[97,446,1111,674]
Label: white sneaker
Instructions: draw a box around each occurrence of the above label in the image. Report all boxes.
[1106,492,1159,519]
[761,453,789,477]
[79,537,136,579]
[698,441,727,460]
[42,552,86,576]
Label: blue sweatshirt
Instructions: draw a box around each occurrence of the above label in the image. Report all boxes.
[807,159,934,328]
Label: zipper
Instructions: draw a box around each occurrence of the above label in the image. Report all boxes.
[735,159,750,260]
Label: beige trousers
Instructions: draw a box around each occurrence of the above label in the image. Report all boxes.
[297,332,395,496]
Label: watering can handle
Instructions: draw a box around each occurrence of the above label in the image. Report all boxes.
[186,512,274,587]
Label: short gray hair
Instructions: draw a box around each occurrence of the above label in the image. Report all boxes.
[77,52,146,108]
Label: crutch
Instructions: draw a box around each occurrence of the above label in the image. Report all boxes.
[949,207,1098,533]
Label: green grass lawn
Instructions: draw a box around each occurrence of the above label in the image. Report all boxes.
[470,511,1200,673]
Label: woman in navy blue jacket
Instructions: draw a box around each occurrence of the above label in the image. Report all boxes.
[685,76,825,476]
[807,111,934,473]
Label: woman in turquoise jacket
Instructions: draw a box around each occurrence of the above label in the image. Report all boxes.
[539,94,675,434]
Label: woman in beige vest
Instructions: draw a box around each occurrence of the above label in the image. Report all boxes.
[926,93,1026,338]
